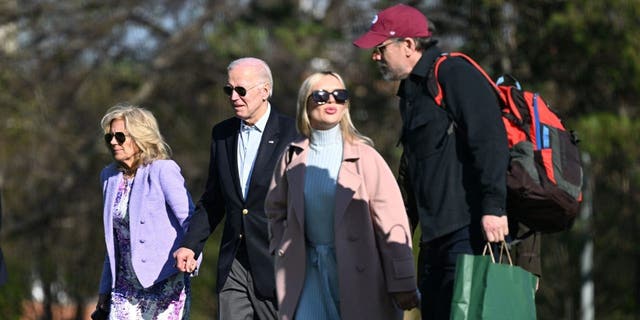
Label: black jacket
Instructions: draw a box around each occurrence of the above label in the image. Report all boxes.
[181,107,298,299]
[398,46,509,242]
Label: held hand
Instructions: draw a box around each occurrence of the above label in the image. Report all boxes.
[481,215,509,242]
[391,289,420,310]
[90,308,108,320]
[90,293,111,320]
[173,247,197,273]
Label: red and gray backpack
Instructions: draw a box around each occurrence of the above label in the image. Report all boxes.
[427,52,583,233]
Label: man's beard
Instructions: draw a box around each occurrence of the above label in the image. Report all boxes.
[377,61,401,81]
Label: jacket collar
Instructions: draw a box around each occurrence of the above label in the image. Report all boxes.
[397,45,443,96]
[287,136,362,225]
[227,107,282,201]
[103,162,151,228]
[411,45,443,79]
[289,136,360,162]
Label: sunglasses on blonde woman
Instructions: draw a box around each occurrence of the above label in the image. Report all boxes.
[309,89,349,104]
[104,132,128,145]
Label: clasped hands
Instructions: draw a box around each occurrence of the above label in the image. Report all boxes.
[173,247,198,274]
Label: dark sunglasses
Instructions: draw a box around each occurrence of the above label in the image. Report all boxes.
[104,132,128,145]
[223,82,263,97]
[373,38,403,55]
[310,89,349,104]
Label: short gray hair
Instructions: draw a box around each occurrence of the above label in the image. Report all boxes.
[227,57,274,97]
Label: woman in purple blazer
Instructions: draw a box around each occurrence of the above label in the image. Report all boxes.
[92,104,196,320]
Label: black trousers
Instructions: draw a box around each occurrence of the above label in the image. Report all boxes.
[417,225,485,320]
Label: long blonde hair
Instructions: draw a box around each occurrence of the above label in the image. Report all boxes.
[100,104,171,170]
[295,71,373,146]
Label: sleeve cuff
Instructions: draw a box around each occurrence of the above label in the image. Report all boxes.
[483,207,506,216]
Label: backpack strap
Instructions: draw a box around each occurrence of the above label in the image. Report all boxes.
[427,53,531,138]
[428,52,506,108]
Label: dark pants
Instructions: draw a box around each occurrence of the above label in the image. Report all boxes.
[417,225,485,320]
[218,258,277,320]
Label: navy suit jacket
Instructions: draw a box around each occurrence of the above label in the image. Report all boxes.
[182,107,298,299]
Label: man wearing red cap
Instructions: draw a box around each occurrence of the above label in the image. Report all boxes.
[354,4,510,320]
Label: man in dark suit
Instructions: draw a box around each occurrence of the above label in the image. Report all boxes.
[174,57,297,319]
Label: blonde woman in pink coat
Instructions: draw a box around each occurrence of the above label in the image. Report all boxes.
[265,71,419,320]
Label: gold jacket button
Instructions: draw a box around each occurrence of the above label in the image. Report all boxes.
[242,209,249,215]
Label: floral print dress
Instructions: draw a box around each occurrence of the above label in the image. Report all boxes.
[110,175,191,319]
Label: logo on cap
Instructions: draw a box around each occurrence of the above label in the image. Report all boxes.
[353,4,431,49]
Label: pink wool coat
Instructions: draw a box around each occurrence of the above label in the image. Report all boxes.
[265,138,417,320]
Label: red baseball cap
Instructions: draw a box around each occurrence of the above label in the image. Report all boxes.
[353,4,431,49]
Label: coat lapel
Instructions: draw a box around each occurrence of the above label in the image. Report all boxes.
[334,142,361,224]
[249,110,280,191]
[127,164,150,224]
[287,139,362,228]
[286,139,308,230]
[103,166,120,233]
[225,119,242,199]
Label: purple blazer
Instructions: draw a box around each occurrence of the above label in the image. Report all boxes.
[98,159,195,292]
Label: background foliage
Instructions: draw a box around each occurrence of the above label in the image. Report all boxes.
[0,0,638,319]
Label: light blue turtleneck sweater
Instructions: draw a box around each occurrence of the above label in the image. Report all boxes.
[296,124,343,320]
[303,125,343,244]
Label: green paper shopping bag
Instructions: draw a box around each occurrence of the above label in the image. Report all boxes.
[450,242,537,320]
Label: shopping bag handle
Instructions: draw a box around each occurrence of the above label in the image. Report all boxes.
[482,241,513,265]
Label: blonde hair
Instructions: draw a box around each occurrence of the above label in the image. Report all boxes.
[296,71,373,146]
[100,104,171,169]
